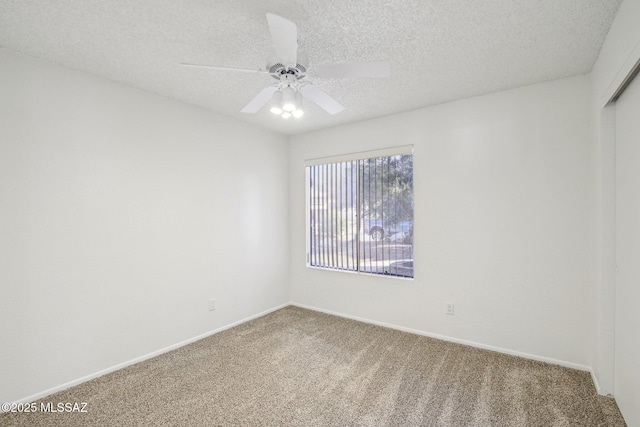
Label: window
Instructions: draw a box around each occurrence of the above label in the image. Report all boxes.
[306,147,414,278]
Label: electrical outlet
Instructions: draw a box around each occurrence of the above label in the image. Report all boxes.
[446,302,454,315]
[208,298,217,311]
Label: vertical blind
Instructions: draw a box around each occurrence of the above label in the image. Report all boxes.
[306,150,413,278]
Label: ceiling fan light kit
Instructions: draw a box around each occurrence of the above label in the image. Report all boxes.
[269,91,283,115]
[293,93,304,117]
[281,86,297,112]
[180,13,390,120]
[269,74,305,119]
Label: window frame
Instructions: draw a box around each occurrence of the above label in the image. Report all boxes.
[305,146,414,280]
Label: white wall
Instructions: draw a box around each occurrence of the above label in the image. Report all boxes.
[0,48,290,404]
[289,75,593,369]
[590,0,640,420]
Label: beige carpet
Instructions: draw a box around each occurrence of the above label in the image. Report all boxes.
[1,306,626,426]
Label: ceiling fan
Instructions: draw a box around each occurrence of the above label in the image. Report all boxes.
[180,13,390,119]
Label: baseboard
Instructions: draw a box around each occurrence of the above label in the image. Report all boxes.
[291,302,592,373]
[589,368,614,397]
[10,302,290,406]
[10,301,597,407]
[591,368,602,395]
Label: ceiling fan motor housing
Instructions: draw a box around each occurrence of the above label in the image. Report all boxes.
[268,52,308,80]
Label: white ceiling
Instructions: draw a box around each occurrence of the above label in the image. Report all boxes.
[0,0,623,135]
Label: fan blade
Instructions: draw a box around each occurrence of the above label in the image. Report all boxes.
[180,63,268,74]
[266,13,298,67]
[300,84,345,115]
[240,86,278,113]
[313,60,391,78]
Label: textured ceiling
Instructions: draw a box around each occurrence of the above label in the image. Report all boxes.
[0,0,623,135]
